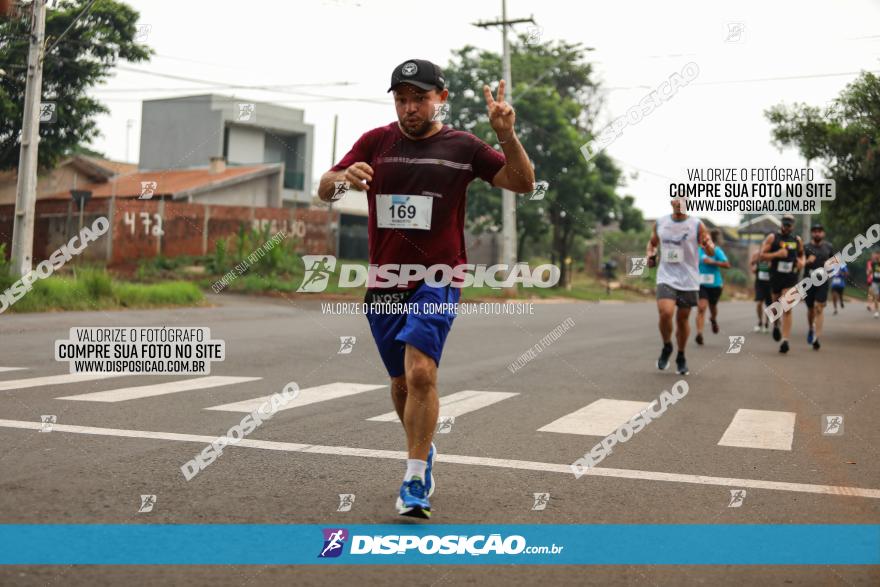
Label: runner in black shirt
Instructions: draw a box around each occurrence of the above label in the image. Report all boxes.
[803,223,835,350]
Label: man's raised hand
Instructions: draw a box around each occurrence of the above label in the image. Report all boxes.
[483,79,515,135]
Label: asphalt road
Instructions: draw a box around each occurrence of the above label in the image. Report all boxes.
[0,293,877,585]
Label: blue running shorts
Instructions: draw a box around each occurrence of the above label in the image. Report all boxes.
[364,282,460,377]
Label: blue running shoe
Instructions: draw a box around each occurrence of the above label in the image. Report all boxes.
[397,477,431,519]
[807,328,815,345]
[397,444,436,511]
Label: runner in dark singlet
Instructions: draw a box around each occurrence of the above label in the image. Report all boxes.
[761,214,805,354]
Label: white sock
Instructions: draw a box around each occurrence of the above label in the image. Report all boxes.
[404,459,427,482]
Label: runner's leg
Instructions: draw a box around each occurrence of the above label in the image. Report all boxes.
[403,344,438,462]
[814,301,826,340]
[658,298,675,343]
[390,374,407,423]
[696,298,707,336]
[675,302,692,374]
[782,307,793,340]
[780,286,794,349]
[675,306,691,352]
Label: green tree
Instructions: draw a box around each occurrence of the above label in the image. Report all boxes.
[443,38,642,285]
[765,72,880,247]
[0,0,151,170]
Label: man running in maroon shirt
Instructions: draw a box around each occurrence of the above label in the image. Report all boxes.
[318,59,534,518]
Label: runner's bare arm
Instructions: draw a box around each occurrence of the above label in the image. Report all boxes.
[760,234,782,260]
[698,222,715,256]
[805,243,817,265]
[483,80,534,193]
[796,236,806,270]
[646,223,659,256]
[318,163,374,202]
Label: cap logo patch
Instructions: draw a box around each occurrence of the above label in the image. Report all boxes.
[401,62,418,76]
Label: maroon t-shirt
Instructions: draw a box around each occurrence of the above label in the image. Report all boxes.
[331,122,506,286]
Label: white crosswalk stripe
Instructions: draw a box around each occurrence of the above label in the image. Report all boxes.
[718,409,796,451]
[538,398,653,436]
[367,390,518,422]
[204,382,386,414]
[0,372,128,391]
[0,366,808,457]
[0,418,876,499]
[56,376,262,402]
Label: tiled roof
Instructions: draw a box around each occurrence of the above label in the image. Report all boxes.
[42,164,277,199]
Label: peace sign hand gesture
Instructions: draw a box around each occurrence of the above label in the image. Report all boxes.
[483,79,515,136]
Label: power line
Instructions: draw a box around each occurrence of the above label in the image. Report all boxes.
[115,65,388,104]
[91,82,357,93]
[44,0,97,56]
[600,69,880,93]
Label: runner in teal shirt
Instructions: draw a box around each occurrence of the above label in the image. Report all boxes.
[695,229,730,345]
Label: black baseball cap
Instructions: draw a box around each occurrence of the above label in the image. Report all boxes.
[781,214,796,225]
[388,59,446,93]
[811,222,824,230]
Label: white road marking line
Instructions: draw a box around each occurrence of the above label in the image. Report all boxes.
[0,367,27,373]
[367,390,518,422]
[538,398,653,436]
[56,376,262,402]
[204,382,385,413]
[0,418,876,499]
[718,409,796,451]
[0,372,126,391]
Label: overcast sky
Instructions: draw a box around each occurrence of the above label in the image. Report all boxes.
[87,0,880,225]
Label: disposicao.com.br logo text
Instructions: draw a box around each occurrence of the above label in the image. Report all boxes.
[318,528,564,557]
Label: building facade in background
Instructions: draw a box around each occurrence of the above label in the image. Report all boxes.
[139,95,314,207]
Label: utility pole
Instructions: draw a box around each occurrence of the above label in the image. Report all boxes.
[328,114,339,255]
[473,3,535,274]
[801,157,813,244]
[125,119,134,162]
[11,0,47,277]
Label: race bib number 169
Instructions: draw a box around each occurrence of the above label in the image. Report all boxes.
[376,194,433,230]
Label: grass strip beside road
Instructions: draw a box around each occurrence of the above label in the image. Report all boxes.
[0,267,204,313]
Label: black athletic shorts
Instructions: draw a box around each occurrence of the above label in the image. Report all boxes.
[699,285,723,305]
[805,282,830,308]
[771,272,799,294]
[656,283,698,308]
[754,280,772,304]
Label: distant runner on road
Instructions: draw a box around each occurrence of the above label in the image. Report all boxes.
[695,228,730,346]
[750,248,773,332]
[803,222,835,350]
[646,197,715,375]
[868,251,880,318]
[761,214,805,354]
[830,260,847,315]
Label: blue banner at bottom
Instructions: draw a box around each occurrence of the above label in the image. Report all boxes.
[0,525,877,565]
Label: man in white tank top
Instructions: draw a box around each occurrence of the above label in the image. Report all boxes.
[646,197,715,375]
